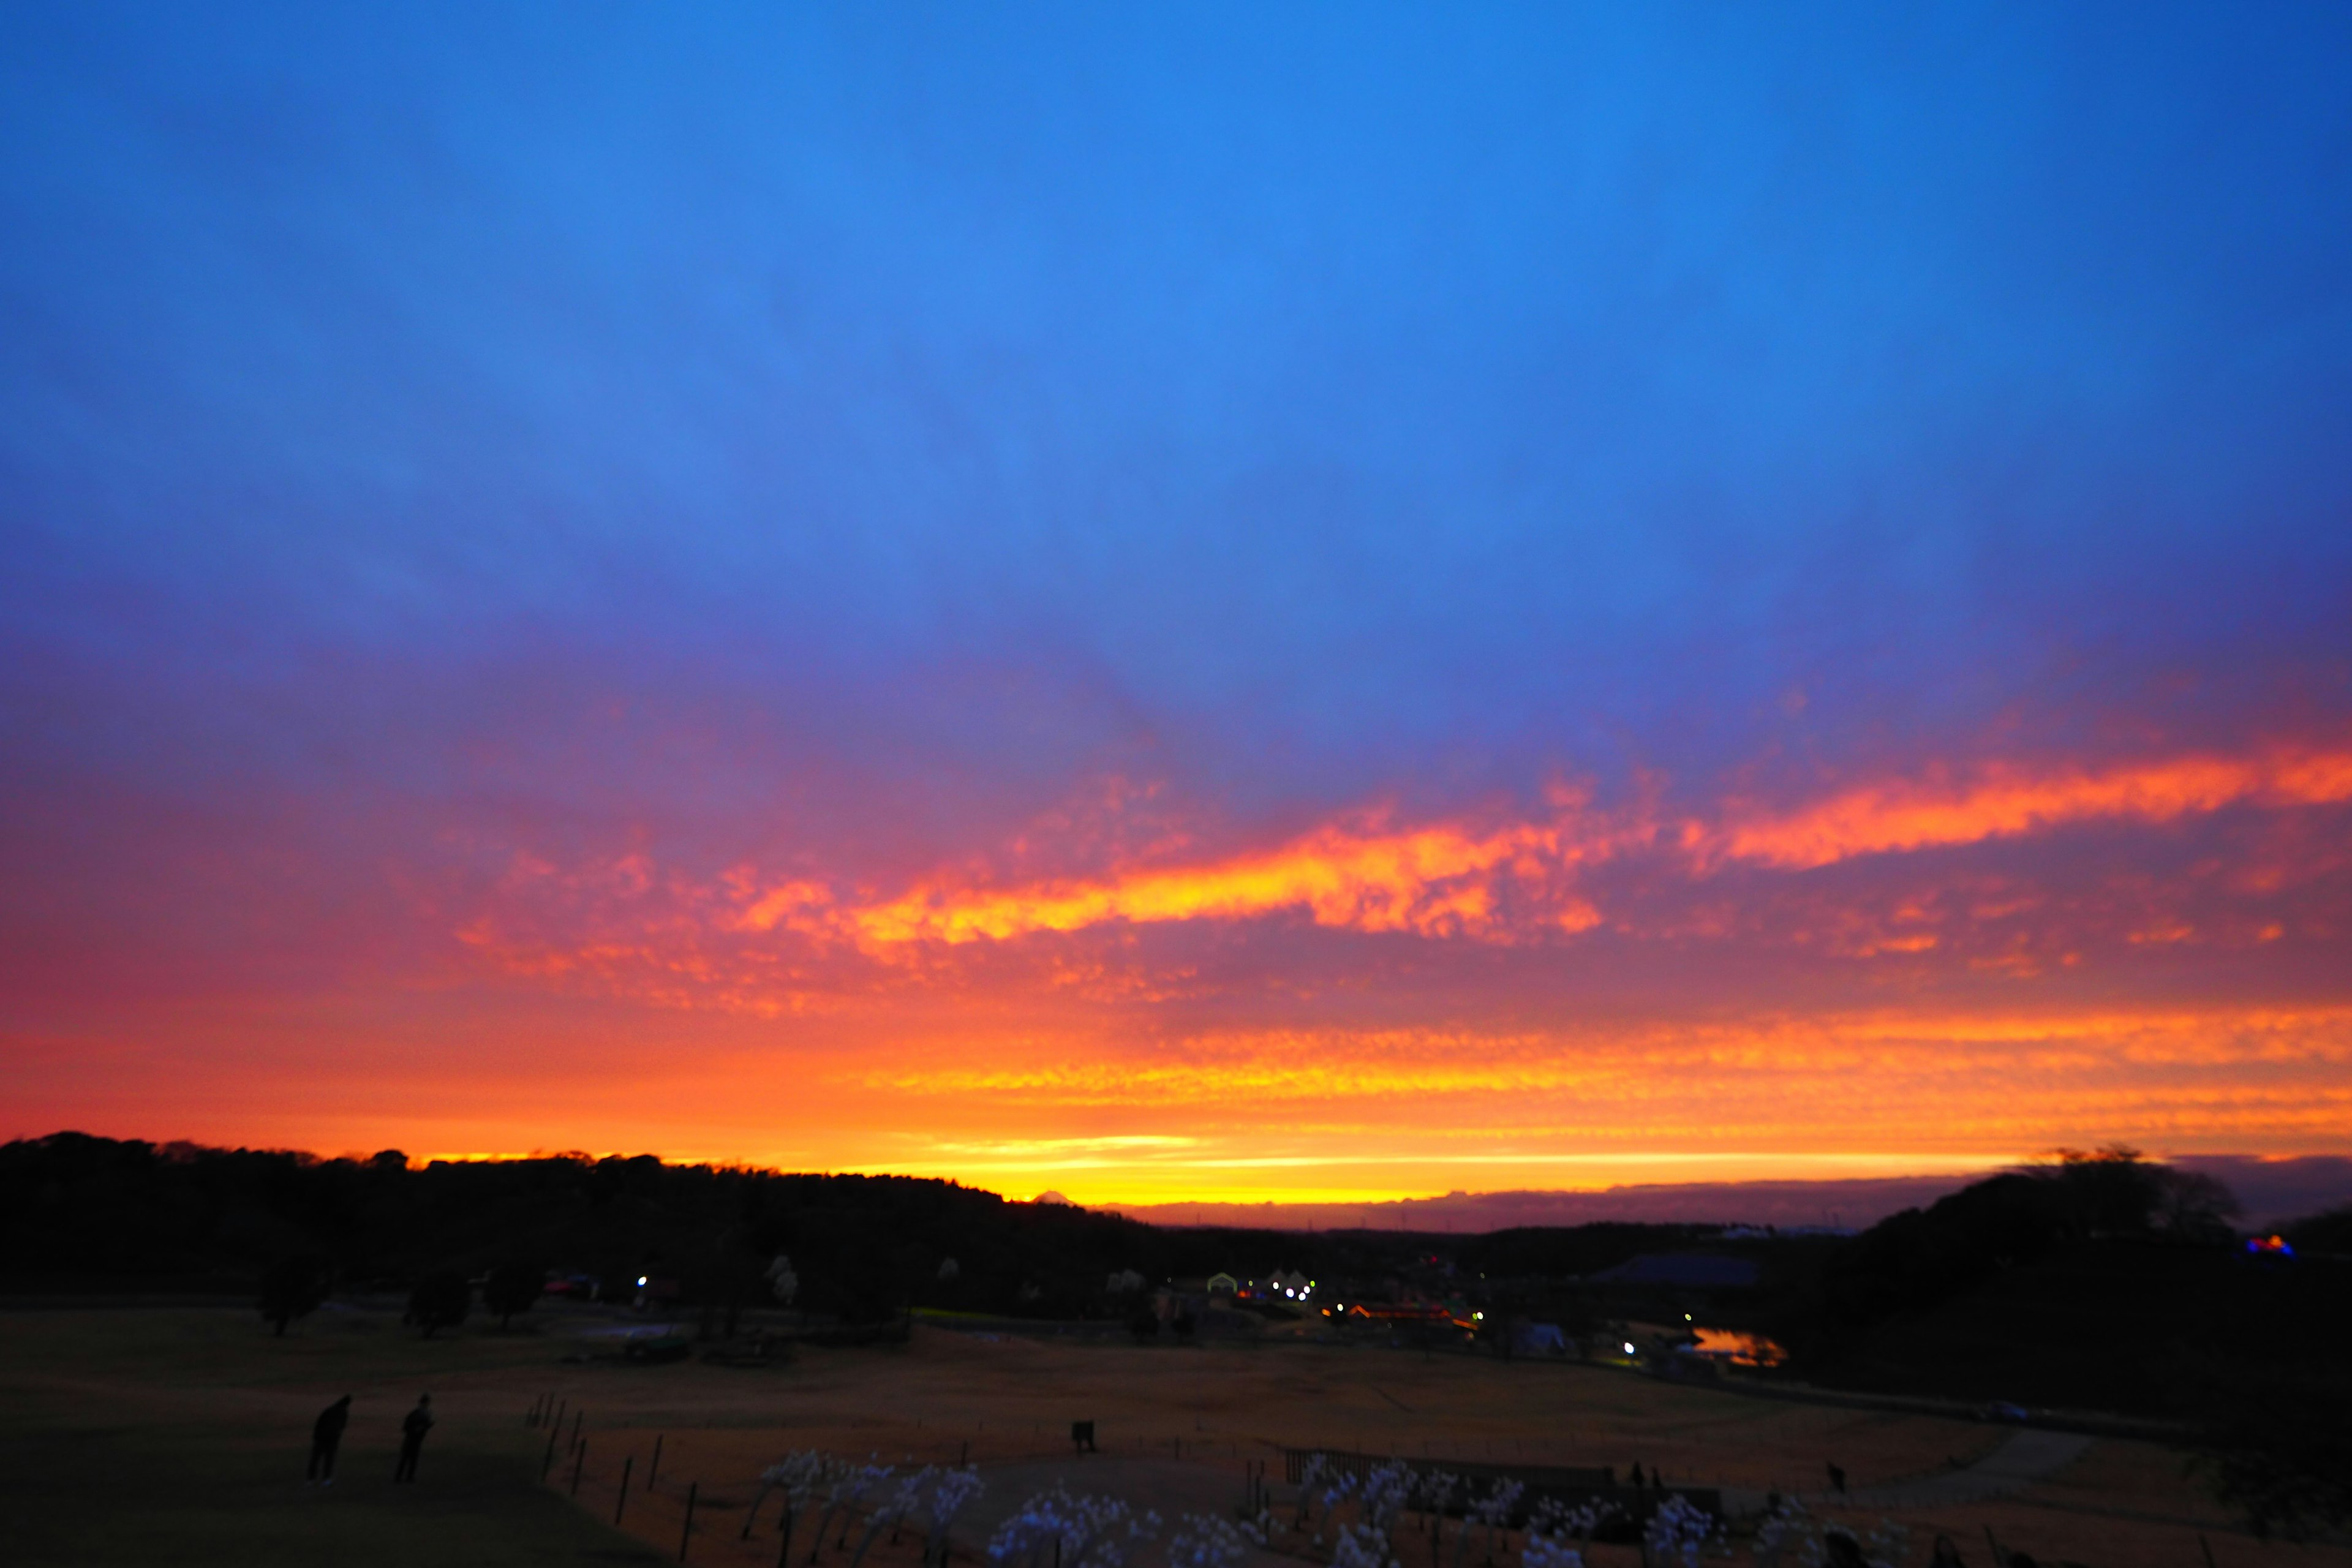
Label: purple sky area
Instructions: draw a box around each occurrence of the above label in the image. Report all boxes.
[4,7,2350,1200]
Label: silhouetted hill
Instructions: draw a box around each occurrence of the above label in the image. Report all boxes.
[0,1133,1712,1324]
[0,1133,1158,1321]
[1757,1152,2350,1426]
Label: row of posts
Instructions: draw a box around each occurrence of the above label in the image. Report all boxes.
[528,1393,692,1558]
[521,1403,1213,1564]
[523,1400,982,1568]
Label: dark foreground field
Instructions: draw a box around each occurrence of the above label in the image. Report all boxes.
[2,1303,2343,1568]
[0,1304,663,1565]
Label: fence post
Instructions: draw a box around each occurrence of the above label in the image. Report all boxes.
[543,1424,559,1481]
[572,1439,587,1496]
[616,1456,634,1525]
[680,1480,699,1561]
[650,1434,665,1487]
[777,1506,796,1568]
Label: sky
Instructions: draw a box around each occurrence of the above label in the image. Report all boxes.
[3,5,2350,1205]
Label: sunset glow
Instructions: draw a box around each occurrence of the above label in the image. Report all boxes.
[4,9,2350,1205]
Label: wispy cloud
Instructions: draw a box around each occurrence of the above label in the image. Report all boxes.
[458,742,2352,1010]
[838,810,1608,947]
[1708,748,2352,870]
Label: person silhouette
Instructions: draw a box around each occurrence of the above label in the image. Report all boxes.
[394,1393,434,1482]
[307,1395,351,1485]
[1628,1461,1645,1488]
[1826,1460,1847,1494]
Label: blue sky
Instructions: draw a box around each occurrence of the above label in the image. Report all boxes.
[4,6,2350,1190]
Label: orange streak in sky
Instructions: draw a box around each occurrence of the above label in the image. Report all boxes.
[1716,748,2352,869]
[827,816,1602,948]
[460,739,2351,1015]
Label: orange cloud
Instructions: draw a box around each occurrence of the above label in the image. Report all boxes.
[851,1008,2352,1107]
[450,738,2351,1022]
[1713,747,2352,869]
[726,812,1609,951]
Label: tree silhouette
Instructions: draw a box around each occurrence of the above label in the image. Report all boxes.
[258,1254,329,1336]
[482,1259,544,1329]
[407,1268,470,1337]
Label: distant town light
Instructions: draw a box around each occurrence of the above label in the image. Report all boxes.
[637,1275,649,1287]
[1623,1341,1637,1355]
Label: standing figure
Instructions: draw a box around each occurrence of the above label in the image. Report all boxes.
[307,1395,351,1485]
[394,1393,434,1482]
[1825,1461,1847,1494]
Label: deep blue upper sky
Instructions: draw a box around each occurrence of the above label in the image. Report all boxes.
[4,3,2350,862]
[9,6,2352,1184]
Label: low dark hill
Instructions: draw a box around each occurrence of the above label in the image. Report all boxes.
[1803,1238,2346,1416]
[1451,1223,1721,1279]
[0,1133,1183,1322]
[1769,1152,2349,1426]
[0,1132,1712,1325]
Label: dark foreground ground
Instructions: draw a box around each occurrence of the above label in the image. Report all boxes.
[4,1302,2345,1568]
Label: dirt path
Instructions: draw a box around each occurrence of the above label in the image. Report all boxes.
[1773,1428,2097,1512]
[1849,1428,2093,1508]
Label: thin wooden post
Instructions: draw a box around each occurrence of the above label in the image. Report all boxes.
[572,1439,587,1496]
[777,1506,796,1568]
[616,1456,634,1525]
[571,1410,584,1450]
[680,1480,699,1561]
[555,1396,568,1434]
[543,1425,559,1480]
[650,1433,665,1487]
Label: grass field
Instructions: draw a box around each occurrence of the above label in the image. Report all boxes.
[1,1303,2340,1567]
